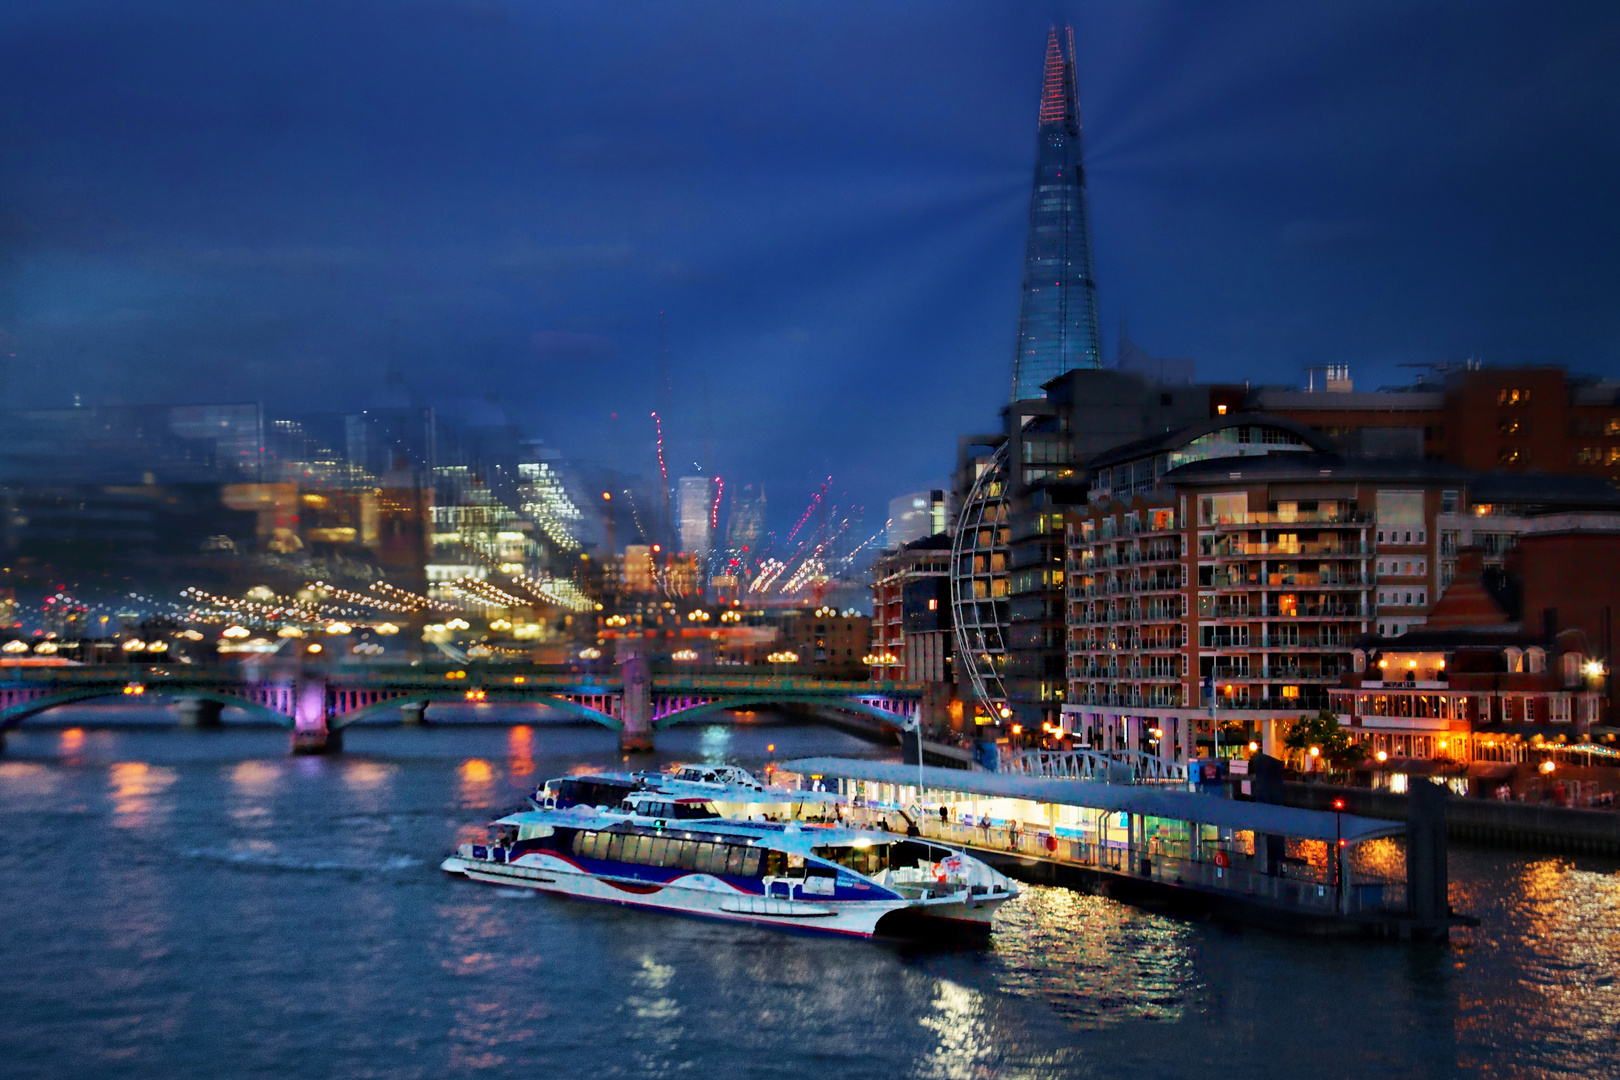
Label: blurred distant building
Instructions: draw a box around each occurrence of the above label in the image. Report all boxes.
[622,545,656,594]
[887,490,946,550]
[677,476,715,555]
[725,483,765,551]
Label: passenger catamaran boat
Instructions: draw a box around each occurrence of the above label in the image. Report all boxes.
[441,787,1019,938]
[534,765,845,823]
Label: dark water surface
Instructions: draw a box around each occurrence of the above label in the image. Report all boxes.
[1,716,1616,1079]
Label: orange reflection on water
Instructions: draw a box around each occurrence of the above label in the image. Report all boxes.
[109,761,178,828]
[230,760,281,792]
[459,758,495,809]
[60,728,85,754]
[507,726,534,778]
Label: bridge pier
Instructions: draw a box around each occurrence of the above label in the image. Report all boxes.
[618,640,654,753]
[290,677,341,755]
[400,701,427,726]
[176,698,225,729]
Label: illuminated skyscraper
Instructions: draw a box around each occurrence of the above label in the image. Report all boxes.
[677,475,715,555]
[1009,26,1101,402]
[725,484,765,550]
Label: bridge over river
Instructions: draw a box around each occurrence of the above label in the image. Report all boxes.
[0,661,923,754]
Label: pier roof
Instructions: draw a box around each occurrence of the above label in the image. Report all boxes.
[781,758,1406,845]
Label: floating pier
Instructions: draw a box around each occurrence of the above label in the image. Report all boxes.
[781,757,1471,940]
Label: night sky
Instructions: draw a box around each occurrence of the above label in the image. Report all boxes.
[2,2,1617,533]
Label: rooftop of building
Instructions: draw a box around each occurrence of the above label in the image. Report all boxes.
[1161,452,1471,486]
[1088,414,1334,472]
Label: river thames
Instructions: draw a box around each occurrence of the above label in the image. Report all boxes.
[1,715,1615,1079]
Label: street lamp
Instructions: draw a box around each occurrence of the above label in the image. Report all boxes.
[1332,796,1345,911]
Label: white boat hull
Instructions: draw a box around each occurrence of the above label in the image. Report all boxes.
[441,853,1008,939]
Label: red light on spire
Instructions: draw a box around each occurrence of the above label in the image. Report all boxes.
[1037,27,1069,125]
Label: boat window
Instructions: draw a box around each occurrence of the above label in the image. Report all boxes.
[516,823,553,841]
[762,850,787,877]
[726,846,748,876]
[702,844,727,874]
[672,801,720,820]
[742,849,762,876]
[628,835,653,863]
[646,837,668,866]
[559,780,634,809]
[814,844,883,877]
[606,834,626,861]
[593,832,613,859]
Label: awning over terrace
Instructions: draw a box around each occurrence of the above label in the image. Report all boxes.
[780,757,1406,845]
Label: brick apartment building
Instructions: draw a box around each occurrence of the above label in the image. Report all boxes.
[1252,365,1620,483]
[869,534,952,683]
[1063,423,1620,764]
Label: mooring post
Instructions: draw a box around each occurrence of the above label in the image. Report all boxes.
[617,638,654,753]
[1406,778,1449,939]
[290,674,341,754]
[400,701,427,726]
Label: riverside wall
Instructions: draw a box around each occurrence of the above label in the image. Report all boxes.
[1283,781,1620,857]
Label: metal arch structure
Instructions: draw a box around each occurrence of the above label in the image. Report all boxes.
[0,687,291,729]
[327,690,623,731]
[950,442,1012,719]
[651,693,919,731]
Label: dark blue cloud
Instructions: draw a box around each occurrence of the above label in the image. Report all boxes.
[1,1,1616,529]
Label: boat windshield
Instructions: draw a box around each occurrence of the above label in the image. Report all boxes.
[624,798,720,820]
[813,840,954,878]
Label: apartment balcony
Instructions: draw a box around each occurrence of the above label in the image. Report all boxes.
[1204,511,1374,530]
[1210,542,1370,558]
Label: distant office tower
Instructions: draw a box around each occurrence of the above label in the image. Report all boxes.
[887,490,946,549]
[623,544,656,593]
[677,476,715,555]
[725,484,766,550]
[1010,26,1101,402]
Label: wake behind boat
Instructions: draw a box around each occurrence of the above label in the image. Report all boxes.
[440,793,1019,939]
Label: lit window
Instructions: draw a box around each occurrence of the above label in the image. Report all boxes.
[1498,389,1529,406]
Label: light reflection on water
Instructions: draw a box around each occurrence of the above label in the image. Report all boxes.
[0,721,1614,1078]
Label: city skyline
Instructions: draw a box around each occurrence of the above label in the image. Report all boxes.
[1,3,1617,532]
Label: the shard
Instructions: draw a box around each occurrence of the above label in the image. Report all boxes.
[1009,27,1101,402]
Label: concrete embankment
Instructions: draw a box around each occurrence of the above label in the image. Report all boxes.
[1283,782,1620,857]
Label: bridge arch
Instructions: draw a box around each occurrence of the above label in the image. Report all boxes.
[329,690,621,731]
[652,694,916,731]
[0,689,291,729]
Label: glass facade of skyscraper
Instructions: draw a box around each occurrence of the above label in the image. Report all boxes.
[1009,27,1101,403]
